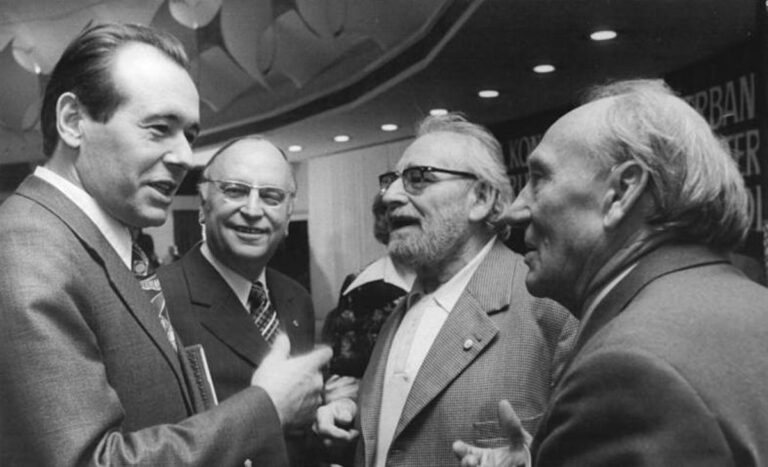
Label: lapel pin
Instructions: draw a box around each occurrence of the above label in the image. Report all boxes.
[463,339,473,350]
[292,319,299,327]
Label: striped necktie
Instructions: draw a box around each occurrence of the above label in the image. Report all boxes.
[131,241,178,352]
[249,281,280,344]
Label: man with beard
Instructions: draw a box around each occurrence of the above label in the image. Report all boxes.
[453,80,768,466]
[315,113,577,467]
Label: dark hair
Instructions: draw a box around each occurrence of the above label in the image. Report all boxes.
[372,192,389,245]
[41,22,189,156]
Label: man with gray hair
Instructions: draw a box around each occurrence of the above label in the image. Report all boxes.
[455,79,768,466]
[158,136,318,466]
[316,113,577,466]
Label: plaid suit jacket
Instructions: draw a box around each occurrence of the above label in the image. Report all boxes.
[355,240,577,467]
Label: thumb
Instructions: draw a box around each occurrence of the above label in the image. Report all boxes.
[498,399,530,450]
[268,332,291,360]
[301,344,332,371]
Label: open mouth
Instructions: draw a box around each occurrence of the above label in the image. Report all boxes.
[389,215,420,230]
[232,225,268,235]
[148,181,177,197]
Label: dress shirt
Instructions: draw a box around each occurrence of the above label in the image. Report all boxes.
[200,242,268,310]
[374,237,496,467]
[35,166,132,268]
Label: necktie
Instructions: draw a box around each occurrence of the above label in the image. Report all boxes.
[132,241,178,352]
[249,281,280,344]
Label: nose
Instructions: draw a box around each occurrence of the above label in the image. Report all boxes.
[504,184,532,227]
[163,133,194,171]
[380,175,407,204]
[240,189,265,218]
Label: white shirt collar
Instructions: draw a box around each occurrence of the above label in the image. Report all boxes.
[343,255,416,295]
[34,166,133,269]
[200,242,267,309]
[423,236,497,314]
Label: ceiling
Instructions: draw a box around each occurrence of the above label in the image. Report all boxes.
[0,0,758,167]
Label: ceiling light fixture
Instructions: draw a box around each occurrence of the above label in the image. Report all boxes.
[590,30,617,41]
[333,135,350,143]
[288,145,302,152]
[381,123,398,132]
[478,90,499,98]
[533,64,556,74]
[429,108,448,116]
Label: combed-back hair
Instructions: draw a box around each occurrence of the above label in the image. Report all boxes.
[416,112,514,238]
[41,22,189,156]
[583,79,750,249]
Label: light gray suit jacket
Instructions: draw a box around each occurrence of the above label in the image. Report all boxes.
[0,176,288,466]
[355,240,577,466]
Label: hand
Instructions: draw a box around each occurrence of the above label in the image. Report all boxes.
[452,400,533,467]
[251,333,332,430]
[313,397,360,450]
[324,375,359,403]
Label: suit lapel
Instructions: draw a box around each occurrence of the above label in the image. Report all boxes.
[567,243,730,370]
[17,176,193,410]
[183,248,271,366]
[265,268,303,353]
[359,299,407,467]
[395,240,512,438]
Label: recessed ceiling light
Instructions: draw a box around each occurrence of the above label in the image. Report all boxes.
[333,134,350,143]
[590,30,617,41]
[288,145,302,152]
[478,90,499,98]
[533,64,556,74]
[381,123,398,132]
[429,108,448,116]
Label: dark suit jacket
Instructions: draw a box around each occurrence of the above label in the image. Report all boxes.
[532,244,768,466]
[157,245,315,466]
[355,240,577,467]
[0,175,288,466]
[158,243,315,401]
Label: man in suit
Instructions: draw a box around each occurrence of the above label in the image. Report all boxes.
[0,22,329,466]
[315,113,577,467]
[454,79,768,466]
[157,136,316,465]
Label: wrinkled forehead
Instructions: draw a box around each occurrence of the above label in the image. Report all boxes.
[397,131,473,171]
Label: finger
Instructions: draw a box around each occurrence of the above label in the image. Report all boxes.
[300,344,333,370]
[452,440,480,459]
[498,399,527,450]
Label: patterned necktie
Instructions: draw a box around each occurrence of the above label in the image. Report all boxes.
[249,281,280,344]
[132,241,178,352]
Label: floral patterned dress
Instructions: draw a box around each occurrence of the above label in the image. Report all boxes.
[321,273,408,378]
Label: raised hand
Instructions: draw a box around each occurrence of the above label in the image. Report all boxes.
[251,333,332,430]
[452,400,533,467]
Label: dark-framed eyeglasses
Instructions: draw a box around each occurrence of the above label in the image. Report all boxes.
[201,179,293,206]
[378,166,477,194]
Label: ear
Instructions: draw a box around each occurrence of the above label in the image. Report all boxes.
[56,92,85,149]
[468,182,497,222]
[603,160,649,229]
[198,205,206,224]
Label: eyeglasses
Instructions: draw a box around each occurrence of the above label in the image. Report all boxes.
[201,179,293,206]
[378,166,477,194]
